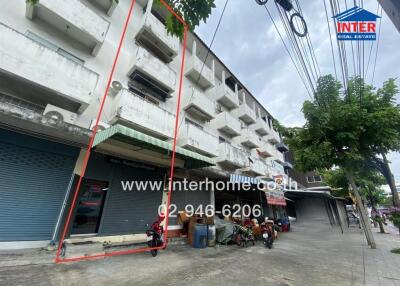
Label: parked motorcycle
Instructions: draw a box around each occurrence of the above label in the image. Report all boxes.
[233,224,255,247]
[145,214,165,257]
[261,220,274,249]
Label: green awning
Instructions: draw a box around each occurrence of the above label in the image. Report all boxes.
[93,124,215,169]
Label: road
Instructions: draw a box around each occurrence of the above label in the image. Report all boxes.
[0,223,399,286]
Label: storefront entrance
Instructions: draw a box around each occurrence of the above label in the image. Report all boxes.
[71,179,108,235]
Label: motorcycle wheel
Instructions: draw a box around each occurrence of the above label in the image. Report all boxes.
[148,240,158,257]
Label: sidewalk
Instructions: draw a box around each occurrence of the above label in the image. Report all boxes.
[0,223,399,286]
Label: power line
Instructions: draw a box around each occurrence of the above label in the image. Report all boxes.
[371,5,382,86]
[323,0,338,80]
[263,4,313,99]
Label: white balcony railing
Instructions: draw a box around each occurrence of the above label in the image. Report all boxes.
[213,111,241,137]
[238,128,260,149]
[0,23,98,110]
[110,89,175,139]
[135,10,179,62]
[128,47,177,93]
[183,87,215,120]
[252,117,269,136]
[26,0,110,55]
[240,157,266,176]
[216,143,248,168]
[215,83,239,110]
[235,103,256,124]
[185,54,215,90]
[87,0,119,16]
[179,124,219,157]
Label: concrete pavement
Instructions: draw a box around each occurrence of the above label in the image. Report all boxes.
[0,223,399,286]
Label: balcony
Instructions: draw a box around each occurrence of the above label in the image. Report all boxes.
[256,143,275,158]
[128,47,176,95]
[179,124,219,157]
[26,0,110,56]
[252,117,269,136]
[235,103,256,124]
[283,161,294,170]
[110,89,175,139]
[0,23,98,111]
[213,111,241,137]
[87,0,119,16]
[265,132,280,145]
[183,87,215,121]
[240,158,266,176]
[276,142,289,152]
[238,128,260,149]
[135,11,179,63]
[216,143,248,168]
[185,54,215,90]
[215,84,239,110]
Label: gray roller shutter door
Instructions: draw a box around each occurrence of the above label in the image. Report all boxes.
[169,188,210,225]
[0,129,78,241]
[99,165,165,235]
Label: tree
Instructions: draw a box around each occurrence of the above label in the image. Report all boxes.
[284,75,380,247]
[323,167,387,233]
[155,0,216,38]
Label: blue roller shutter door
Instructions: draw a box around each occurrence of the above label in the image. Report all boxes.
[0,129,78,241]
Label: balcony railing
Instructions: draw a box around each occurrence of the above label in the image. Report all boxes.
[179,124,219,157]
[135,10,179,63]
[87,0,119,16]
[252,117,269,136]
[185,54,215,90]
[238,128,260,149]
[26,0,110,55]
[235,103,256,124]
[128,47,177,94]
[215,84,239,110]
[0,23,98,110]
[110,89,175,139]
[213,111,241,137]
[183,87,215,121]
[216,143,248,168]
[240,157,266,176]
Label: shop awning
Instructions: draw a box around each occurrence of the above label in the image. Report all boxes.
[92,124,215,169]
[229,174,260,184]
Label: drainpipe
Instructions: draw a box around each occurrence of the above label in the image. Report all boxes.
[50,172,75,245]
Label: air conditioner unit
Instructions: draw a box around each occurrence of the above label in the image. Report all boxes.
[43,104,77,124]
[89,120,110,133]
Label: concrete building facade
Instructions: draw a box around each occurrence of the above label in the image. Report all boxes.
[0,0,292,249]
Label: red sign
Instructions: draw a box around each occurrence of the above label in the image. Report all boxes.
[265,191,286,206]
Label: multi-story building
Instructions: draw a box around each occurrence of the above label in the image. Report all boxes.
[0,0,291,249]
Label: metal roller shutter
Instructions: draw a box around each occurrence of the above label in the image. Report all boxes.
[169,188,211,225]
[0,129,78,241]
[98,165,165,235]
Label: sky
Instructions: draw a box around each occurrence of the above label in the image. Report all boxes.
[196,0,400,182]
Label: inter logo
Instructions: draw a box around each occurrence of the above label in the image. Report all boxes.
[333,6,381,41]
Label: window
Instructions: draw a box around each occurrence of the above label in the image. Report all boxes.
[306,176,315,183]
[25,31,84,65]
[307,175,322,183]
[314,175,322,182]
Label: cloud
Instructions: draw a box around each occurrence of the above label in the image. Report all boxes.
[196,0,400,179]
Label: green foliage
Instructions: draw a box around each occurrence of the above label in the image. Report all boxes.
[285,75,400,178]
[155,0,216,39]
[390,208,400,229]
[26,0,39,4]
[323,167,386,208]
[391,248,400,254]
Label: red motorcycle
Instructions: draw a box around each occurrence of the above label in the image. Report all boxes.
[261,220,274,249]
[145,214,165,257]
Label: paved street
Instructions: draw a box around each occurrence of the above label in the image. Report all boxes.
[0,223,399,286]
